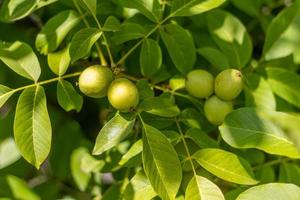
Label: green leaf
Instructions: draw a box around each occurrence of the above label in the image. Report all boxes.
[140,96,180,117]
[93,113,136,155]
[76,0,97,16]
[70,147,91,191]
[142,123,182,200]
[47,45,71,76]
[6,175,40,200]
[219,108,300,158]
[102,16,121,31]
[263,1,300,63]
[140,38,162,77]
[266,67,300,109]
[170,0,226,17]
[81,153,104,173]
[14,86,52,169]
[244,73,276,111]
[185,175,225,200]
[193,148,258,185]
[57,80,83,112]
[0,138,21,169]
[136,80,154,101]
[279,163,300,186]
[0,0,38,22]
[119,139,142,167]
[36,10,81,54]
[231,0,262,17]
[197,47,230,70]
[123,170,157,200]
[186,128,219,148]
[69,28,102,62]
[111,23,146,45]
[0,85,14,108]
[236,183,300,200]
[0,41,41,81]
[118,0,161,22]
[207,10,252,68]
[160,24,196,74]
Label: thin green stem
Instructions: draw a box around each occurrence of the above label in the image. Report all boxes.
[116,12,173,66]
[72,0,107,66]
[91,13,115,66]
[10,72,81,93]
[176,120,197,176]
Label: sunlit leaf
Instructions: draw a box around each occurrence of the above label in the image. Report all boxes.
[14,86,52,169]
[193,148,258,185]
[0,41,41,81]
[93,113,135,155]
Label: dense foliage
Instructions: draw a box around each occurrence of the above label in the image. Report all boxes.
[1,0,300,200]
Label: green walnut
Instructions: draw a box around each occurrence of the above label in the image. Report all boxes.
[108,78,139,112]
[204,95,233,125]
[215,69,243,101]
[185,69,214,99]
[175,139,200,172]
[79,65,114,98]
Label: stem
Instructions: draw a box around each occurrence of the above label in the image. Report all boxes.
[90,13,115,66]
[72,0,107,66]
[116,12,173,66]
[176,120,197,176]
[10,72,81,93]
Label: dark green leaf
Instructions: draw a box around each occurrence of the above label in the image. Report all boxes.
[102,16,121,31]
[140,38,162,77]
[186,128,218,148]
[139,96,180,117]
[111,23,146,45]
[197,47,230,70]
[70,28,102,62]
[57,80,83,112]
[76,0,97,16]
[160,24,196,74]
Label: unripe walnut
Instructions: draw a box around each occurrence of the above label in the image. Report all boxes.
[215,69,243,101]
[204,95,233,125]
[79,65,114,98]
[107,78,139,112]
[185,69,214,99]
